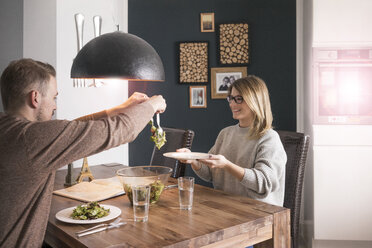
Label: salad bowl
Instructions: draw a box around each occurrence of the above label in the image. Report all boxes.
[116,166,172,204]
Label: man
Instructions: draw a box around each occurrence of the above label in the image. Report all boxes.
[0,58,166,247]
[219,76,229,91]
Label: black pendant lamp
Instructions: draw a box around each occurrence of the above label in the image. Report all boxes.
[71,31,165,81]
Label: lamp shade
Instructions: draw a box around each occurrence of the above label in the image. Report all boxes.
[71,31,165,81]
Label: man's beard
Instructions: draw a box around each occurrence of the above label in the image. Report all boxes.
[36,108,55,121]
[36,110,44,121]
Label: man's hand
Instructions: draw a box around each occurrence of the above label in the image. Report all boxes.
[119,92,150,110]
[146,95,166,113]
[107,93,166,117]
[125,92,149,107]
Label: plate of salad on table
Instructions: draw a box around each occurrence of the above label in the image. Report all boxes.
[55,202,121,224]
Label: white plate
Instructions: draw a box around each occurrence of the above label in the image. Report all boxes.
[55,204,121,224]
[163,152,211,160]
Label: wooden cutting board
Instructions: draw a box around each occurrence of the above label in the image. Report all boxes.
[53,177,125,202]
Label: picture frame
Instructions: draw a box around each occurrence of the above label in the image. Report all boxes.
[211,67,247,99]
[189,86,207,108]
[200,13,215,32]
[179,41,209,83]
[218,23,249,65]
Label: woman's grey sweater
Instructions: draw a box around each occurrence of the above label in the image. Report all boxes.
[193,124,287,206]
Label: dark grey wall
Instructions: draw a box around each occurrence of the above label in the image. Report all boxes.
[0,0,23,112]
[128,0,296,186]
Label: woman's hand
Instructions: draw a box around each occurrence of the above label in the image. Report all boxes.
[199,154,230,169]
[176,148,192,164]
[176,148,201,171]
[201,154,245,181]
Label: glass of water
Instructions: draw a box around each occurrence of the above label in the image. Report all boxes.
[132,185,150,222]
[178,177,194,210]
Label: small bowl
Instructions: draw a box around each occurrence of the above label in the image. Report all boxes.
[116,166,173,204]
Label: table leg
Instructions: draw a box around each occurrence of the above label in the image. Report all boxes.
[254,209,291,248]
[272,209,291,247]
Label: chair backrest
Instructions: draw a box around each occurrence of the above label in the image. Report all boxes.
[150,127,195,178]
[277,130,310,248]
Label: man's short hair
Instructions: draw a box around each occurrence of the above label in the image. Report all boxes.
[0,58,56,112]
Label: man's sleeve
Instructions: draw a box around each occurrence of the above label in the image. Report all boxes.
[23,102,154,172]
[74,110,108,121]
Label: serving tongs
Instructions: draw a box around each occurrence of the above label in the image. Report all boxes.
[151,113,163,136]
[75,217,126,238]
[156,113,164,136]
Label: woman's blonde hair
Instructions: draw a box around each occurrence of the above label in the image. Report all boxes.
[228,75,273,139]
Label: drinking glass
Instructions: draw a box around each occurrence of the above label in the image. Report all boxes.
[132,185,150,222]
[178,177,194,210]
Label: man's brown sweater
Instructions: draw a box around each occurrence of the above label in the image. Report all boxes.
[0,102,154,248]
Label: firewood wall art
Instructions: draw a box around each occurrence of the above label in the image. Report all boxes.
[179,41,209,83]
[219,23,249,65]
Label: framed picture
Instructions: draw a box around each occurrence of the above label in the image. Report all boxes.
[179,41,208,83]
[211,67,247,99]
[218,23,249,65]
[200,13,215,32]
[189,86,207,108]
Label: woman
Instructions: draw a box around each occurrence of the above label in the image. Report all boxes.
[178,75,286,206]
[228,75,236,87]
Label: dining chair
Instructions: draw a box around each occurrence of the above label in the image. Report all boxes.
[150,127,195,178]
[277,130,310,248]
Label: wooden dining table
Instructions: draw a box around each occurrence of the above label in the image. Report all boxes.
[45,164,290,248]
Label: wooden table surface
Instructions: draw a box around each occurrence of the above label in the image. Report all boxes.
[45,164,290,248]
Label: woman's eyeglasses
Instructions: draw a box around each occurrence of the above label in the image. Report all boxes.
[226,95,244,104]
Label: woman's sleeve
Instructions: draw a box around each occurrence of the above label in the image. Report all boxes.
[192,130,223,182]
[240,133,287,197]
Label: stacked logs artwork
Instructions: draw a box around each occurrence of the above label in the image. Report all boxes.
[179,42,208,83]
[219,23,249,64]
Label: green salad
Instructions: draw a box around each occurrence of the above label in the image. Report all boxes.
[124,180,165,205]
[70,202,110,220]
[149,120,166,149]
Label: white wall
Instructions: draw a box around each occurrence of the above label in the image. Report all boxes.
[299,0,372,247]
[23,0,56,66]
[313,0,372,47]
[23,0,129,167]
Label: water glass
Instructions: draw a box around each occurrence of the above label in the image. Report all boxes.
[178,177,194,210]
[132,185,150,222]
